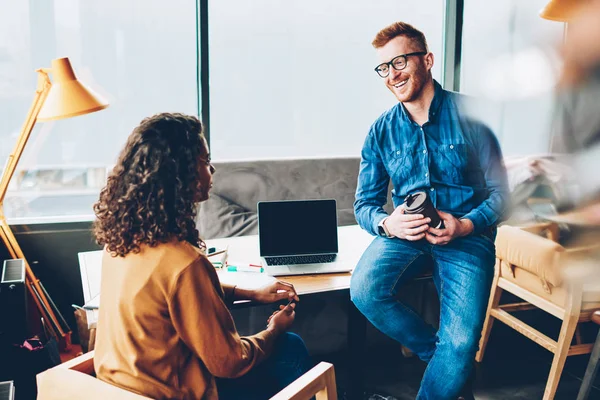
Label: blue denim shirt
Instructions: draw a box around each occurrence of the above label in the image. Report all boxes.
[354,80,510,237]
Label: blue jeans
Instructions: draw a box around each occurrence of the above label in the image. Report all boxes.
[350,234,495,400]
[216,332,313,400]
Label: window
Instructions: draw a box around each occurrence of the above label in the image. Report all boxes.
[208,0,445,160]
[0,0,198,221]
[460,0,564,156]
[1,0,446,221]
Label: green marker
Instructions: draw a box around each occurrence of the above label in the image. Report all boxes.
[227,265,264,273]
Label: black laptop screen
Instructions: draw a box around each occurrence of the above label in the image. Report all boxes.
[258,199,338,257]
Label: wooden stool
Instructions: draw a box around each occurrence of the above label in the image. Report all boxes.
[401,270,434,358]
[576,310,600,400]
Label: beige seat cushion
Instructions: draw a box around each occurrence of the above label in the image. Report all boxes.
[496,225,564,288]
[583,283,600,304]
[498,258,600,309]
[496,225,600,308]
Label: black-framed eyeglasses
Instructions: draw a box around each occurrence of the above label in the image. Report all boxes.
[374,51,427,78]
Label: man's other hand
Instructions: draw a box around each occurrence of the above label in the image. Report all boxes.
[425,210,474,245]
[385,206,431,241]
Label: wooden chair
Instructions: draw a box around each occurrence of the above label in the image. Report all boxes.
[36,350,337,400]
[476,223,600,400]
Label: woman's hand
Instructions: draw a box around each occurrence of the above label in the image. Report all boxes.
[267,302,296,334]
[252,280,299,304]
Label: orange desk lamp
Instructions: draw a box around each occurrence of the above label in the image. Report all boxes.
[539,0,582,22]
[0,57,109,349]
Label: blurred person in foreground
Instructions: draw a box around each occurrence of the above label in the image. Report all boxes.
[550,0,600,225]
[350,22,510,400]
[546,0,600,289]
[92,112,310,400]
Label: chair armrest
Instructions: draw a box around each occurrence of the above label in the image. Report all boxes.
[270,362,337,400]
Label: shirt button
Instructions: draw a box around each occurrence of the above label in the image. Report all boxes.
[396,150,400,155]
[430,187,435,191]
[423,149,427,154]
[450,145,454,149]
[425,173,429,177]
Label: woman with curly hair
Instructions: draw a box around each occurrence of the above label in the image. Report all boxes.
[92,112,312,400]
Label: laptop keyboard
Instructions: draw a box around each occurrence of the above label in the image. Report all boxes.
[265,254,336,266]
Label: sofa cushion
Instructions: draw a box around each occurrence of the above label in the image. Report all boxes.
[197,193,258,239]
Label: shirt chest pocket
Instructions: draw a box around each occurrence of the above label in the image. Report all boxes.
[386,148,416,182]
[432,143,470,182]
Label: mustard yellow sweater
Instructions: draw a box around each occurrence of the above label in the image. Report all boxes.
[94,240,276,399]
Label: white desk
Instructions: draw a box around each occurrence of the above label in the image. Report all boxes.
[210,225,373,295]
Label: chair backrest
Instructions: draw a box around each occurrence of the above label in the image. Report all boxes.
[495,224,565,288]
[270,362,337,400]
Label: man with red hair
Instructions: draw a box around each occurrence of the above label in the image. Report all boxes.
[351,22,509,400]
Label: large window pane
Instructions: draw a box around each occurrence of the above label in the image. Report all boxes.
[461,0,564,156]
[0,0,197,221]
[209,0,445,160]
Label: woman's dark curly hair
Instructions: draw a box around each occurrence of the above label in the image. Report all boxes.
[93,112,207,257]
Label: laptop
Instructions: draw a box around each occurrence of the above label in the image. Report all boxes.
[258,199,351,276]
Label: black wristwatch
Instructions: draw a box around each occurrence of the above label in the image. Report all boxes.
[378,217,393,237]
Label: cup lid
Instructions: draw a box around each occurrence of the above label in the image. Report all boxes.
[404,191,427,211]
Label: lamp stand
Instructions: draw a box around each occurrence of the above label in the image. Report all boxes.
[0,70,72,350]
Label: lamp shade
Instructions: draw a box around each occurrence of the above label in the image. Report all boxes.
[37,57,109,121]
[539,0,581,22]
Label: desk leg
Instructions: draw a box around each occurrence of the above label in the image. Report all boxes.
[576,329,600,400]
[348,300,367,400]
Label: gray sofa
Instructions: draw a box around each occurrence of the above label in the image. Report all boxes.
[196,157,385,239]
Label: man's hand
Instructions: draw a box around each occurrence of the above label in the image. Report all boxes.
[384,206,431,241]
[425,210,474,245]
[251,280,299,304]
